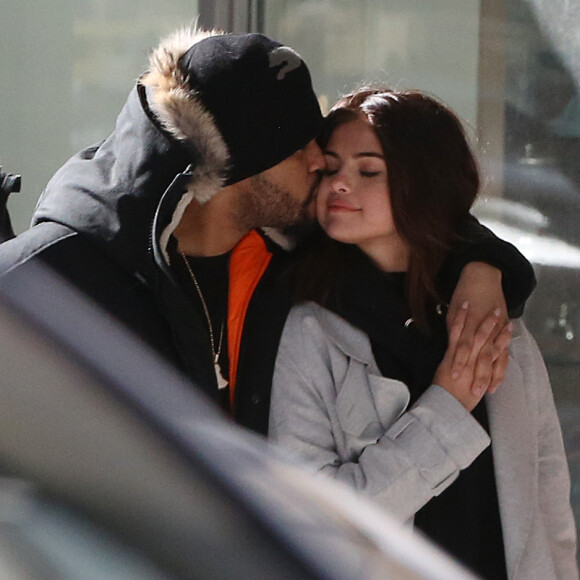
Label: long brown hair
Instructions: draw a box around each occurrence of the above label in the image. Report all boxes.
[293,87,480,330]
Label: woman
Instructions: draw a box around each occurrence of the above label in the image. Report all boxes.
[269,88,577,579]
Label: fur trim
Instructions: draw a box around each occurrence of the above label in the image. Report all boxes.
[142,28,231,261]
[260,227,297,251]
[141,28,230,204]
[159,190,193,264]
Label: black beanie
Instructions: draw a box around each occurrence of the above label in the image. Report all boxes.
[178,33,323,184]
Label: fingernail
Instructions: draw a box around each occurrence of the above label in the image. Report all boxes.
[493,308,501,317]
[473,384,486,397]
[452,370,460,379]
[462,301,469,309]
[507,322,513,331]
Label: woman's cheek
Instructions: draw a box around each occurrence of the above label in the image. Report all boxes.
[315,189,328,223]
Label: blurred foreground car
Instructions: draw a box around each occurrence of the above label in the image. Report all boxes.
[0,262,475,580]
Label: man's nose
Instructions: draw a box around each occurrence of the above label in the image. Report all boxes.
[304,140,325,172]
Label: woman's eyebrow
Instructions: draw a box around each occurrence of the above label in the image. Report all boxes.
[355,152,384,159]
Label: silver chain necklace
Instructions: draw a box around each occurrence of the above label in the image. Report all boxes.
[179,249,229,390]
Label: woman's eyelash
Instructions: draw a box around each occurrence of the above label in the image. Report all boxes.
[322,169,381,177]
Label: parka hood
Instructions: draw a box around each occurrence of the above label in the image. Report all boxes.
[33,29,231,278]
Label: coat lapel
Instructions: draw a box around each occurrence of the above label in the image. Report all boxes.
[486,349,535,579]
[316,304,411,438]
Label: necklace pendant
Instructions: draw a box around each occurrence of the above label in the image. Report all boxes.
[214,361,229,390]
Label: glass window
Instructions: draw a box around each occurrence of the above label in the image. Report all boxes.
[263,0,481,124]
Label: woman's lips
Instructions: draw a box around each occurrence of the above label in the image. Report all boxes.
[327,199,359,211]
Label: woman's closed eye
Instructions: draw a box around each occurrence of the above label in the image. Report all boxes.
[321,167,383,177]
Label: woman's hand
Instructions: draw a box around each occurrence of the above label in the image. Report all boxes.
[434,302,513,411]
[447,262,512,392]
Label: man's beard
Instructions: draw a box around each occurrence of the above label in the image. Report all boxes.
[235,174,319,230]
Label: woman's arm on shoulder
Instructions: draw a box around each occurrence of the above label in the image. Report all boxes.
[441,215,536,392]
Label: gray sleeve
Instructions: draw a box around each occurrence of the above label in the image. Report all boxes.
[516,323,578,579]
[269,306,490,523]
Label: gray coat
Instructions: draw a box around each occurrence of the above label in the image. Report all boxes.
[269,301,578,580]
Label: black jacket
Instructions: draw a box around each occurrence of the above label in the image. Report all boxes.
[0,30,305,434]
[0,31,536,436]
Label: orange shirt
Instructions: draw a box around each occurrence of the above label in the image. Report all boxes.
[227,230,272,410]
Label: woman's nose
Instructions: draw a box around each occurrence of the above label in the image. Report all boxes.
[331,172,350,194]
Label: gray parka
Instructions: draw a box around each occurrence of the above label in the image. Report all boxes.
[270,302,578,579]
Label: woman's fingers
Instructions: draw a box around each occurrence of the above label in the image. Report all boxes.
[451,307,501,379]
[446,262,507,378]
[469,317,512,394]
[435,309,511,411]
[493,321,514,356]
[486,323,513,394]
[447,300,469,354]
[488,350,509,394]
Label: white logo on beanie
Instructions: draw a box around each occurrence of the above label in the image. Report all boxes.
[268,47,303,80]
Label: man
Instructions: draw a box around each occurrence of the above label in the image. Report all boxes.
[0,29,534,434]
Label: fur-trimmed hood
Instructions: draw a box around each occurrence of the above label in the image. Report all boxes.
[33,29,288,279]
